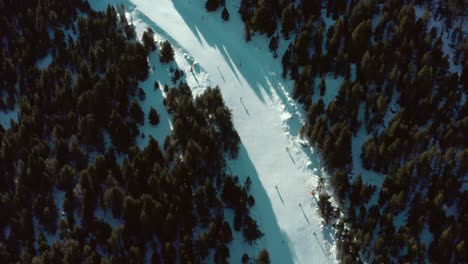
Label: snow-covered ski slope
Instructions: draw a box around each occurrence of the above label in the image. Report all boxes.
[90,1,337,263]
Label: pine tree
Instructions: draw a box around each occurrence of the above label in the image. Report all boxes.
[142,27,156,52]
[205,0,219,12]
[251,0,276,36]
[256,249,270,264]
[130,100,144,125]
[149,107,160,125]
[281,4,296,39]
[320,76,326,96]
[160,40,175,63]
[317,192,334,224]
[221,7,230,21]
[269,35,279,57]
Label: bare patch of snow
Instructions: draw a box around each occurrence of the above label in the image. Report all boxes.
[0,105,18,129]
[36,53,52,70]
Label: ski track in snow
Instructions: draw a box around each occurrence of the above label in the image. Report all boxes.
[91,0,336,263]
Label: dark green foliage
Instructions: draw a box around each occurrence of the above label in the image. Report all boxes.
[256,249,270,264]
[149,107,160,125]
[269,35,279,57]
[300,0,321,18]
[58,165,76,191]
[129,100,144,125]
[243,215,263,242]
[317,192,334,224]
[160,40,175,63]
[224,3,454,262]
[242,253,250,263]
[0,2,263,262]
[244,23,252,42]
[222,7,230,21]
[281,4,296,39]
[319,76,326,96]
[108,110,132,152]
[138,87,146,100]
[251,0,277,36]
[205,0,220,12]
[142,27,156,52]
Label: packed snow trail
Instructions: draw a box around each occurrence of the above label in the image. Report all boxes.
[91,0,337,263]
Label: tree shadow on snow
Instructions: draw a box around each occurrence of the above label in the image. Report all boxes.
[227,144,296,263]
[170,1,307,136]
[93,0,337,261]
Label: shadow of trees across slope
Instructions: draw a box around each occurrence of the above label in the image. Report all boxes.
[170,1,306,125]
[227,144,296,263]
[93,0,336,262]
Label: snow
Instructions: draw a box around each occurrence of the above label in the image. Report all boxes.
[443,203,458,218]
[393,208,409,230]
[4,225,11,239]
[352,104,385,189]
[350,63,357,81]
[94,207,124,228]
[134,49,173,148]
[313,75,344,108]
[52,188,66,218]
[382,90,400,129]
[420,223,434,248]
[414,5,463,74]
[88,0,339,263]
[36,53,52,70]
[0,105,18,129]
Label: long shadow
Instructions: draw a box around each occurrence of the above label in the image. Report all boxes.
[239,98,250,116]
[90,1,333,261]
[228,144,296,263]
[313,232,330,262]
[170,0,314,143]
[285,147,296,165]
[274,186,285,206]
[298,203,310,225]
[166,0,339,259]
[171,1,297,106]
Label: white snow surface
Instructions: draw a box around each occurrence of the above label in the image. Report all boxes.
[90,1,337,263]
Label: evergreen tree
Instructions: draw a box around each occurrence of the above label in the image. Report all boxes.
[149,107,160,125]
[222,7,230,21]
[320,76,326,96]
[130,100,144,125]
[269,35,279,57]
[205,0,220,12]
[160,40,175,63]
[142,27,156,52]
[251,0,276,36]
[281,4,296,39]
[256,249,270,264]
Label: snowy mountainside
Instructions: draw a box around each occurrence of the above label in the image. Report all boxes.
[90,0,338,263]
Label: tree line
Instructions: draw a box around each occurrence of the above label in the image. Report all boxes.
[0,0,268,263]
[233,0,467,263]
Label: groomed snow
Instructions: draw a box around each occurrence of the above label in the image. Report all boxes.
[90,1,337,263]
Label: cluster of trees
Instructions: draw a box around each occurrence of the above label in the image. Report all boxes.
[205,0,230,22]
[237,0,467,262]
[0,1,266,263]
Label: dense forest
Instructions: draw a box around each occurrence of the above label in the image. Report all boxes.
[0,0,270,263]
[205,0,467,263]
